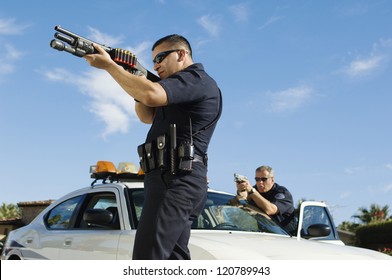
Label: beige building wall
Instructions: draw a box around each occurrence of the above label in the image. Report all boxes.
[18,200,55,225]
[0,200,54,237]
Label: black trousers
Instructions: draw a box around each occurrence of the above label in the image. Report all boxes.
[132,162,208,260]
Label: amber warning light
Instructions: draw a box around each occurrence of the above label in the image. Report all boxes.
[90,161,144,185]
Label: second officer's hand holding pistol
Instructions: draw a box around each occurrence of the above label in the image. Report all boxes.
[234,174,254,199]
[237,179,252,193]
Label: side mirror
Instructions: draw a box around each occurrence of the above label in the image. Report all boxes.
[303,224,331,239]
[83,209,113,227]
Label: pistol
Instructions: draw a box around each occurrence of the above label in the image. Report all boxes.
[234,173,248,183]
[49,25,160,82]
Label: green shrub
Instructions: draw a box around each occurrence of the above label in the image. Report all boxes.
[356,221,392,247]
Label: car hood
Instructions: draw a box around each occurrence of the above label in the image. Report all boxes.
[188,230,391,260]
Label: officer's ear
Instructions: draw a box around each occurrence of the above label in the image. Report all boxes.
[177,49,187,61]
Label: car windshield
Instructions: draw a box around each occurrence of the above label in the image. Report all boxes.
[127,189,289,235]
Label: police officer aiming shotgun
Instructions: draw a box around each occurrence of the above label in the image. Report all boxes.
[50,27,222,259]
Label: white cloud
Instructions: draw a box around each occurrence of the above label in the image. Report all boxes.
[383,184,392,193]
[0,20,26,78]
[77,70,138,138]
[85,27,152,69]
[0,63,14,75]
[0,45,22,76]
[88,101,130,137]
[344,166,364,174]
[123,41,153,68]
[44,68,137,138]
[0,18,28,35]
[337,3,369,17]
[87,27,124,47]
[373,38,392,50]
[258,15,285,30]
[342,37,392,78]
[386,163,392,170]
[344,55,384,77]
[4,44,25,60]
[267,85,313,113]
[44,27,153,138]
[44,68,75,82]
[229,4,249,22]
[197,15,221,37]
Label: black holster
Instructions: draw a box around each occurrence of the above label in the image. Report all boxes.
[138,133,196,175]
[156,134,166,169]
[137,134,169,174]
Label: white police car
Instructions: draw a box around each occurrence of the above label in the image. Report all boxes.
[1,161,390,260]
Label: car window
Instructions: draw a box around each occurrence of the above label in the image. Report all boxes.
[253,214,290,235]
[127,189,289,235]
[301,205,336,240]
[45,196,83,229]
[127,190,144,229]
[76,192,120,230]
[203,205,259,231]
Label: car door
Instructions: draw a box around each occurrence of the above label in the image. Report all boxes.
[56,187,124,259]
[296,201,343,244]
[31,195,84,259]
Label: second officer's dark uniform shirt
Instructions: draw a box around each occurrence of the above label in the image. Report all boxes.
[251,183,295,227]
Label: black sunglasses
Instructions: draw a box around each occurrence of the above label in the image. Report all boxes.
[152,49,180,64]
[255,177,270,182]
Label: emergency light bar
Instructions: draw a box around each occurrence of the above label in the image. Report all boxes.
[90,160,144,185]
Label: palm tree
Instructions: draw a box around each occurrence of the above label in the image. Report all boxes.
[0,202,21,220]
[352,203,390,224]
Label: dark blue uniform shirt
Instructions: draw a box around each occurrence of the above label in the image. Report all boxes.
[146,63,221,156]
[251,183,295,227]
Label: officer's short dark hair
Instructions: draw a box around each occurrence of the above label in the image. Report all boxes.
[152,34,193,58]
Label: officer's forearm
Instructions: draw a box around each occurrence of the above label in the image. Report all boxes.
[249,193,278,216]
[135,102,155,124]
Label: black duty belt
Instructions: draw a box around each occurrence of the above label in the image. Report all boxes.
[138,138,208,175]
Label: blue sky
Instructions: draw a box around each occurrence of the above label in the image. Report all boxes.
[1,0,391,226]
